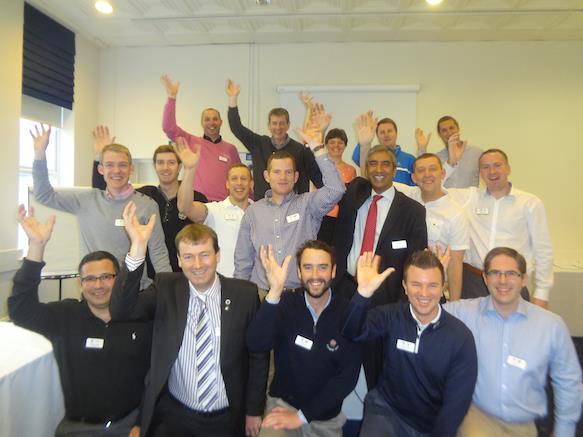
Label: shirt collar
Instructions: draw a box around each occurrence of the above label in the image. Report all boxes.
[483,295,528,319]
[304,290,332,323]
[483,182,515,199]
[203,134,222,144]
[105,183,134,200]
[370,185,396,202]
[409,304,442,331]
[188,273,220,299]
[224,196,253,208]
[264,189,295,205]
[271,136,291,149]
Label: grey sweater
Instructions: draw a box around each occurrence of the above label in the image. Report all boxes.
[33,159,171,286]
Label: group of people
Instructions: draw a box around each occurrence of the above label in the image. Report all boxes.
[8,75,583,437]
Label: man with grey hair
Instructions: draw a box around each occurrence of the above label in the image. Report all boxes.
[333,113,427,388]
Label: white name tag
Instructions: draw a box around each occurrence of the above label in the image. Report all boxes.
[286,213,300,223]
[294,335,313,350]
[506,354,527,370]
[476,208,489,215]
[115,219,125,227]
[218,155,228,162]
[392,240,407,249]
[85,337,104,349]
[396,339,416,353]
[224,212,239,221]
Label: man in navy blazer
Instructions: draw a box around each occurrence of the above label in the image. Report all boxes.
[334,124,427,388]
[110,202,268,437]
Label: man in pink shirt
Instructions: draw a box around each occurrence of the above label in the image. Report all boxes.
[161,75,241,201]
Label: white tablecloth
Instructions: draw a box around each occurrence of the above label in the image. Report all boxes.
[0,322,65,437]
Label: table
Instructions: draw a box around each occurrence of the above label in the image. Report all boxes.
[0,322,65,437]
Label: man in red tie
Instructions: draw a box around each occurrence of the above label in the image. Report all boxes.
[333,142,427,389]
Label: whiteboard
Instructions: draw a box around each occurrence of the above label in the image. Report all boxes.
[278,84,419,175]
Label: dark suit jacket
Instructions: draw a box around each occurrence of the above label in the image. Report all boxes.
[110,264,268,436]
[333,177,428,306]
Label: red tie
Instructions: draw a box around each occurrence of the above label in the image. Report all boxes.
[360,195,382,255]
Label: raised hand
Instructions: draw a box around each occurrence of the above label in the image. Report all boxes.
[294,126,323,150]
[226,79,241,97]
[122,201,156,259]
[17,204,56,262]
[308,102,332,133]
[415,128,432,152]
[92,125,115,156]
[259,244,291,299]
[354,111,377,146]
[299,92,314,109]
[173,137,200,169]
[429,245,451,271]
[447,133,467,166]
[356,252,395,298]
[160,74,180,98]
[30,124,52,160]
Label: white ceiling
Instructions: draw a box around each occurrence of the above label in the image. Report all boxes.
[27,0,583,47]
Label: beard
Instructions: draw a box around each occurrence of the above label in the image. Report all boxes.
[302,277,333,299]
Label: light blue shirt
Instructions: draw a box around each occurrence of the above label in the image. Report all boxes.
[444,297,583,437]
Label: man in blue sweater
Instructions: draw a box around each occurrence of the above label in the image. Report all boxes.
[342,250,477,437]
[247,241,361,436]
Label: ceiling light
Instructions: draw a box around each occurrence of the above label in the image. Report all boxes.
[95,1,113,14]
[426,0,443,5]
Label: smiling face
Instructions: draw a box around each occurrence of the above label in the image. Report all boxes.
[154,151,181,185]
[201,109,222,140]
[403,265,444,325]
[325,137,347,161]
[268,115,290,144]
[479,151,511,196]
[98,150,133,194]
[264,157,298,197]
[297,248,336,299]
[376,121,398,149]
[178,238,220,292]
[366,150,396,194]
[437,118,459,145]
[79,259,117,312]
[412,155,445,196]
[226,165,253,203]
[484,254,527,316]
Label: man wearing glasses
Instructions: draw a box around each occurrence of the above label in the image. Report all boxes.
[444,247,582,437]
[9,206,152,437]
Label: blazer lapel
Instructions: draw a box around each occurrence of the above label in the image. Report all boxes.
[376,190,405,252]
[172,277,190,355]
[219,275,234,369]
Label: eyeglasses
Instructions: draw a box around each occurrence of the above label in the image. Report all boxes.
[81,273,116,285]
[485,270,522,280]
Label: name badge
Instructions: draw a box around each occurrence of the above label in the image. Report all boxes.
[286,213,300,223]
[506,355,527,370]
[392,240,407,249]
[224,212,238,221]
[218,155,228,162]
[476,208,489,215]
[294,335,313,350]
[396,339,416,353]
[115,219,125,227]
[85,337,104,349]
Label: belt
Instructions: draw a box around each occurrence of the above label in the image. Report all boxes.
[463,262,484,277]
[190,407,230,418]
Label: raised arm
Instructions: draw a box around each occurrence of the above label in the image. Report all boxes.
[299,92,315,133]
[355,111,377,175]
[175,138,208,222]
[526,198,554,308]
[226,79,262,151]
[91,124,114,190]
[161,75,195,142]
[415,128,432,155]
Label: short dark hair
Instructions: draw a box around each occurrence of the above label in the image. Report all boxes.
[479,148,509,164]
[153,145,180,164]
[268,107,290,124]
[483,247,527,275]
[78,251,119,276]
[436,115,459,133]
[266,150,297,172]
[227,163,252,180]
[325,128,348,146]
[365,144,396,168]
[413,153,443,172]
[175,224,220,254]
[376,118,398,134]
[403,250,445,285]
[296,240,335,268]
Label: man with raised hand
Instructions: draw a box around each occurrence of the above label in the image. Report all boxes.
[110,202,268,437]
[444,247,582,437]
[226,79,323,199]
[247,241,361,437]
[415,115,482,188]
[92,125,208,274]
[161,74,241,201]
[393,152,469,301]
[9,205,151,437]
[175,137,254,276]
[351,111,416,186]
[447,149,553,308]
[233,109,345,292]
[342,250,478,437]
[31,124,170,287]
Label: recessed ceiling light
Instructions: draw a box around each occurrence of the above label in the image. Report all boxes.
[95,0,113,14]
[426,0,443,5]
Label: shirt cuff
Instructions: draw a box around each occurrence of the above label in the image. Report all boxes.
[125,253,145,271]
[553,420,576,437]
[297,410,308,424]
[265,295,280,305]
[532,287,550,302]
